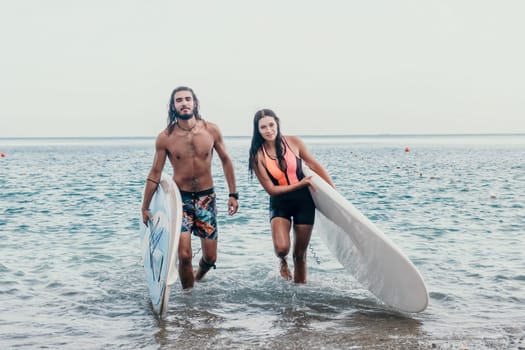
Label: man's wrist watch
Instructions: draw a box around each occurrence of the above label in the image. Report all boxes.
[228,192,239,200]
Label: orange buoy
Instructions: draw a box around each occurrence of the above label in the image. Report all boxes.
[0,152,5,158]
[404,147,410,153]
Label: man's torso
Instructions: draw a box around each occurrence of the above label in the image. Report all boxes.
[164,122,216,192]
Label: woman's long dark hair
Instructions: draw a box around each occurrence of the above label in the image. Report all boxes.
[248,109,286,178]
[167,86,202,134]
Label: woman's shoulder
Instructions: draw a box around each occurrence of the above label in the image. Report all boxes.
[283,135,305,147]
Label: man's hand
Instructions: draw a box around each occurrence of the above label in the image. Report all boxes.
[228,197,239,216]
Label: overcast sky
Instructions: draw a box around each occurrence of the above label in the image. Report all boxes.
[1,0,524,138]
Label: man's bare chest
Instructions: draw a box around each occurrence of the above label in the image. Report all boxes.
[168,135,214,160]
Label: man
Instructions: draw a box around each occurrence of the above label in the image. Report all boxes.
[141,86,239,289]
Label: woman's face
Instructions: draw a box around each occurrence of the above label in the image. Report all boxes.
[258,116,278,142]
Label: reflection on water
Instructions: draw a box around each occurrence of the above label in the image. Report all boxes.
[1,135,524,349]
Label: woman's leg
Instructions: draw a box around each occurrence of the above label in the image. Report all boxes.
[292,224,313,283]
[271,217,292,280]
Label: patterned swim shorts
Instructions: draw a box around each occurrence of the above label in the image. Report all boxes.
[180,188,218,240]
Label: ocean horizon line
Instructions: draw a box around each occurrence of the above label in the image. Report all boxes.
[1,132,524,140]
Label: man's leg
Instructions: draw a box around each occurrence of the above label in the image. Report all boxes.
[195,238,217,281]
[178,232,195,289]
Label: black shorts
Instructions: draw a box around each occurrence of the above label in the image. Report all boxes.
[269,187,315,225]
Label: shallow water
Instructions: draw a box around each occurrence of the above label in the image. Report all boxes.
[1,135,524,349]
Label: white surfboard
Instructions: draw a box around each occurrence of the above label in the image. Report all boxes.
[303,166,428,313]
[140,173,182,315]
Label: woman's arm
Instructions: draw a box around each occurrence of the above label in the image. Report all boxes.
[253,150,314,196]
[292,136,335,188]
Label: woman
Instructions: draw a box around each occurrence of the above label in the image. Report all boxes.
[248,109,334,283]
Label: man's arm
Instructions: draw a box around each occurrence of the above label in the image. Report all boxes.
[211,124,238,215]
[141,133,168,224]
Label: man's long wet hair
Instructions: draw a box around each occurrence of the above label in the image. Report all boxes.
[167,86,202,134]
[248,109,286,178]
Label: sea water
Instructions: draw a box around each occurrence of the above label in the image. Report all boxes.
[0,135,524,349]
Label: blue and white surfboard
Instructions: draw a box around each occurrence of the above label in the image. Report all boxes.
[140,173,182,315]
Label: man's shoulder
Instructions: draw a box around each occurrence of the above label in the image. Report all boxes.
[155,128,171,144]
[203,120,219,130]
[202,120,222,136]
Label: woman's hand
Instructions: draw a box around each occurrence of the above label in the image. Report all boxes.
[300,176,316,192]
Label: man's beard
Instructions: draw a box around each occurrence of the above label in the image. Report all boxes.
[175,108,195,120]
